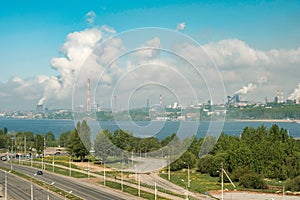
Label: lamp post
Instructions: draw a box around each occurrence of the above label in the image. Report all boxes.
[69,155,72,177]
[10,136,14,171]
[168,152,171,181]
[154,179,157,200]
[65,191,72,200]
[52,154,55,172]
[121,153,124,192]
[221,163,224,200]
[184,162,190,188]
[4,171,8,200]
[181,179,189,200]
[161,150,164,168]
[103,160,106,186]
[43,136,46,170]
[31,173,37,200]
[47,182,55,200]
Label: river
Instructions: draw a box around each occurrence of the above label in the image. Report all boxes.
[0,119,299,139]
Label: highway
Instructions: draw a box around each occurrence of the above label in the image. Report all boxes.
[0,169,62,200]
[0,161,137,200]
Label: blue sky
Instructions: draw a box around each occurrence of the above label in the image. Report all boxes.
[1,0,300,110]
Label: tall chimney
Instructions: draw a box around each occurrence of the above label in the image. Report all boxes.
[159,94,163,106]
[280,90,284,103]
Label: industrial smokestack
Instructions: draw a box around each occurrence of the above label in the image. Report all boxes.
[36,104,44,114]
[159,94,163,106]
[87,79,91,112]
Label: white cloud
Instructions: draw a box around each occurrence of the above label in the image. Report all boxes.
[176,22,186,31]
[86,11,96,25]
[1,26,300,110]
[134,37,161,61]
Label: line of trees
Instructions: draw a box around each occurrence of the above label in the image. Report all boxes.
[0,128,57,154]
[196,124,300,189]
[226,104,300,120]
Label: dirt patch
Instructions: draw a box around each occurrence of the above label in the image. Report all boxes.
[72,161,113,172]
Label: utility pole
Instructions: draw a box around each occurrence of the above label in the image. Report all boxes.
[168,157,170,180]
[154,179,157,200]
[69,155,72,176]
[221,162,224,200]
[24,135,26,156]
[121,153,124,192]
[4,171,7,200]
[10,136,14,171]
[220,162,236,200]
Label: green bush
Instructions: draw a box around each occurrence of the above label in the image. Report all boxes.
[285,175,300,191]
[239,172,266,189]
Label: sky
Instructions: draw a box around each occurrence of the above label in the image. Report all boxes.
[1,0,300,111]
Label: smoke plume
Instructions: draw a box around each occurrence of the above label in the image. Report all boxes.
[38,97,46,105]
[234,76,267,95]
[288,83,300,100]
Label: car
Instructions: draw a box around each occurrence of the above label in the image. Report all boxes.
[37,170,43,175]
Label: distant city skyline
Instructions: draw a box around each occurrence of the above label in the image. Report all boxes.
[1,0,300,110]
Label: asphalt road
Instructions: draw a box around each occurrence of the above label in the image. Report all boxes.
[0,161,136,200]
[0,169,62,200]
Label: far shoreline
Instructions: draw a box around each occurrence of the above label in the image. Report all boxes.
[233,119,300,123]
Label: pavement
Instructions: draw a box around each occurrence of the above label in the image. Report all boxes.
[212,191,300,200]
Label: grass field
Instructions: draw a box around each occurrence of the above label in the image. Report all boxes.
[159,169,235,194]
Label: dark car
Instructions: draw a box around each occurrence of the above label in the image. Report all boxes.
[37,170,43,175]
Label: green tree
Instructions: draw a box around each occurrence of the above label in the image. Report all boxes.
[67,128,89,161]
[77,120,91,151]
[0,129,10,148]
[170,151,196,171]
[94,130,117,162]
[45,132,56,147]
[59,131,71,147]
[34,134,44,154]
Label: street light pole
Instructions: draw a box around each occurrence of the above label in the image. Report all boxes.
[103,160,106,186]
[43,136,45,170]
[154,179,157,200]
[184,162,190,188]
[24,135,26,157]
[138,174,141,197]
[221,162,224,200]
[88,157,90,181]
[187,164,190,188]
[121,153,124,192]
[69,155,72,177]
[181,179,189,200]
[48,182,55,200]
[52,154,54,172]
[10,136,14,171]
[31,174,37,200]
[4,171,7,200]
